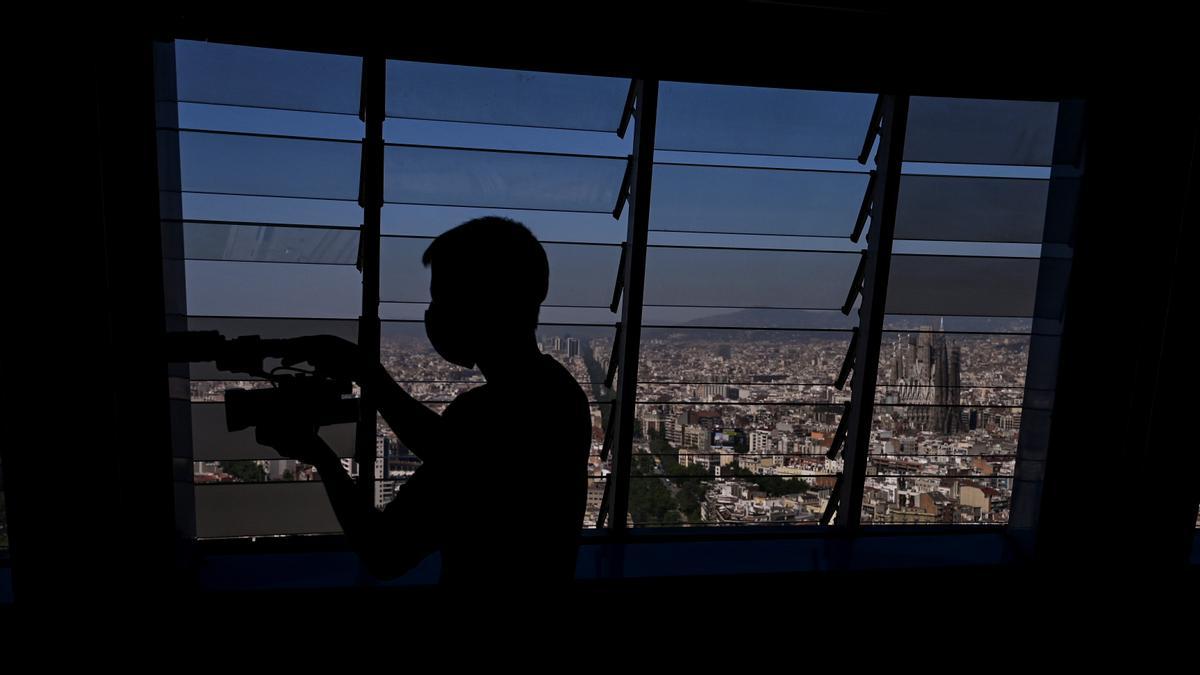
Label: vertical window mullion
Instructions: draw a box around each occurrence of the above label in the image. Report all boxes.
[834,94,909,529]
[609,79,659,533]
[155,39,197,541]
[357,52,385,511]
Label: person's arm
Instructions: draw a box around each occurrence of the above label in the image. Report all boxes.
[271,432,440,580]
[280,335,446,462]
[361,362,446,462]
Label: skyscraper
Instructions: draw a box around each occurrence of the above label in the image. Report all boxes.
[695,374,731,399]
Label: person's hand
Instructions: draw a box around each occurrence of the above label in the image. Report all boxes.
[280,334,365,383]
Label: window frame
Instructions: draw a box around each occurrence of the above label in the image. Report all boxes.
[152,35,1083,572]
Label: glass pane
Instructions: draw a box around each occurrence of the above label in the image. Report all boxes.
[182,222,359,264]
[175,40,362,115]
[885,255,1040,317]
[176,131,360,200]
[177,103,363,140]
[386,60,629,131]
[186,316,358,339]
[656,82,876,158]
[186,317,358,380]
[191,402,356,461]
[649,231,866,252]
[182,194,363,226]
[381,302,617,325]
[883,315,1033,333]
[380,238,621,307]
[904,97,1059,166]
[642,306,857,330]
[650,164,870,237]
[896,174,1051,243]
[194,483,341,538]
[185,260,362,318]
[644,247,861,309]
[384,145,626,213]
[382,204,625,243]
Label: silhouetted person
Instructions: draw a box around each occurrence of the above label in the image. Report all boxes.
[257,217,592,592]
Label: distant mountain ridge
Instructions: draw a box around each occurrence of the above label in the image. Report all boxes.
[381,308,1031,344]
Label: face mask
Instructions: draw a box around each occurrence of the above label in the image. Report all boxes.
[425,304,476,370]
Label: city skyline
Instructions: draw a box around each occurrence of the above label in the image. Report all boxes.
[194,317,1031,528]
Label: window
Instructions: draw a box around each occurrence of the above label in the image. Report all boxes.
[163,41,634,538]
[164,41,365,538]
[158,40,1081,544]
[629,83,874,526]
[377,59,633,528]
[870,96,1072,526]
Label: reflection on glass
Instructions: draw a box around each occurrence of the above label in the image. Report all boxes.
[384,145,626,213]
[176,131,360,201]
[904,97,1059,166]
[175,40,362,115]
[386,60,629,131]
[656,82,876,158]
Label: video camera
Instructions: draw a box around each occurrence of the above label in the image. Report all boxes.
[165,331,359,433]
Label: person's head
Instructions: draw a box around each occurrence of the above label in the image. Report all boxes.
[421,216,549,369]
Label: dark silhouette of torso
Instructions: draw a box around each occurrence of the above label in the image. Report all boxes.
[385,352,592,587]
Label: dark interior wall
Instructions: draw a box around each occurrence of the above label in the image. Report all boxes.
[155,5,1109,99]
[7,32,179,610]
[1036,89,1198,573]
[5,4,1196,611]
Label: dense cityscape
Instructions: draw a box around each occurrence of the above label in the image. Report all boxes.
[191,317,1034,529]
[610,319,1026,527]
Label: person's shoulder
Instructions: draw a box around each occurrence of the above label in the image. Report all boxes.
[444,382,490,416]
[539,354,587,402]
